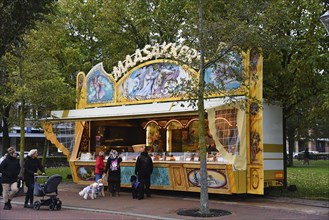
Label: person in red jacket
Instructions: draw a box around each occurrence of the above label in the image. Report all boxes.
[95,151,105,182]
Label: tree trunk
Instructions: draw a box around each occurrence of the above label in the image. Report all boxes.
[197,0,210,214]
[2,105,11,153]
[42,139,48,167]
[19,100,26,177]
[17,111,25,196]
[282,108,288,187]
[287,132,295,166]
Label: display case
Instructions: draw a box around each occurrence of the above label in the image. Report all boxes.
[73,151,234,194]
[78,151,229,163]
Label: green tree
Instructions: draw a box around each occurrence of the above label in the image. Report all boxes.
[3,37,75,172]
[0,0,56,57]
[94,0,191,70]
[261,0,329,170]
[0,0,56,153]
[0,54,17,153]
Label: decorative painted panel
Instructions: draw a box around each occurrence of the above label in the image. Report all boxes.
[76,166,95,181]
[121,166,136,184]
[86,63,115,105]
[247,48,264,195]
[214,108,239,154]
[74,46,248,108]
[204,51,242,90]
[121,166,170,186]
[186,168,228,189]
[117,60,196,102]
[151,167,170,186]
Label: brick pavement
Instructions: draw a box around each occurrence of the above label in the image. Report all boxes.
[0,183,328,220]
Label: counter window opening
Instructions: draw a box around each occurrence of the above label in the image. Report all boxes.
[75,107,240,162]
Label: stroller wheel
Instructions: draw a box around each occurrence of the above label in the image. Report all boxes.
[56,200,62,210]
[49,203,55,211]
[33,201,41,210]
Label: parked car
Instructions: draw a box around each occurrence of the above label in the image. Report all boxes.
[294,150,319,160]
[16,151,29,158]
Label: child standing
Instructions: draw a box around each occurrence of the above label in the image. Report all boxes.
[105,150,122,197]
[95,151,105,182]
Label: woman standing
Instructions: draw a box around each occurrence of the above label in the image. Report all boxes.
[0,147,20,210]
[105,150,122,197]
[23,149,45,208]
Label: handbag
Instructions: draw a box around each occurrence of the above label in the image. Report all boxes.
[17,178,23,188]
[102,173,108,182]
[33,182,45,196]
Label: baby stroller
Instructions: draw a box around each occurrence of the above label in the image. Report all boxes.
[33,174,62,211]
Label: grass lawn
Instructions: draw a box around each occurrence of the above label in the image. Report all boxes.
[45,166,72,183]
[268,160,329,200]
[45,160,329,200]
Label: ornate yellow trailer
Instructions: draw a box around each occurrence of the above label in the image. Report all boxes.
[43,43,284,195]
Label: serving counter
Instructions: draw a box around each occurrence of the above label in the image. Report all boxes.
[70,152,237,194]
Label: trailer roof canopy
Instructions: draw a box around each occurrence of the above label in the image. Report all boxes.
[46,97,244,122]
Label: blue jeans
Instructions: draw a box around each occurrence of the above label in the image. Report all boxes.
[95,174,102,182]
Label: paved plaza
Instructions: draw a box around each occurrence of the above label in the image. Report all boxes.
[1,183,328,220]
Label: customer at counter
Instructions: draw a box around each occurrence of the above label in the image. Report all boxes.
[135,147,153,199]
[95,151,105,182]
[105,150,122,197]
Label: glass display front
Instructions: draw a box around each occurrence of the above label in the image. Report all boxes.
[101,152,229,163]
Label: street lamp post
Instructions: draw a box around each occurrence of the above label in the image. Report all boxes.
[320,11,329,34]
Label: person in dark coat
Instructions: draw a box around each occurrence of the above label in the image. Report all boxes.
[207,143,219,153]
[135,147,153,199]
[23,149,45,208]
[0,153,7,198]
[0,147,20,210]
[104,150,122,197]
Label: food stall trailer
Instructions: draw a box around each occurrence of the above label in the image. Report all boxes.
[43,43,284,195]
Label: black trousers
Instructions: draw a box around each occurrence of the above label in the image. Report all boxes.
[0,177,2,195]
[139,176,151,198]
[25,182,34,204]
[108,181,120,195]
